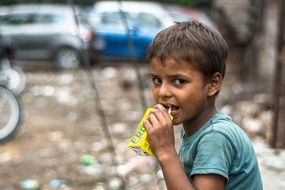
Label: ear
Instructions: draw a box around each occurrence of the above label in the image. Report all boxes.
[207,72,223,96]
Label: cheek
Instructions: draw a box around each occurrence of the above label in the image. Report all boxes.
[177,87,205,108]
[152,88,159,102]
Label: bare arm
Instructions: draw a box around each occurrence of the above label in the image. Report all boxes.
[158,148,196,190]
[144,104,225,190]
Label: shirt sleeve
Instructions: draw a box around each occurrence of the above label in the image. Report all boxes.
[191,131,235,181]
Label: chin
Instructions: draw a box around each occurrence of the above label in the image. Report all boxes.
[172,119,181,126]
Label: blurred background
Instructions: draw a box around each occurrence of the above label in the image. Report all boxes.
[0,0,285,189]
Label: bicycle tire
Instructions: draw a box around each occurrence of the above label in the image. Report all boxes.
[0,86,21,142]
[6,64,26,95]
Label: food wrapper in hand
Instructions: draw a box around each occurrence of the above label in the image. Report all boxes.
[128,107,172,156]
[128,108,154,156]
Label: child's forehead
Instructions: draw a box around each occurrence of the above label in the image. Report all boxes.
[151,57,197,72]
[151,57,193,67]
[151,57,180,66]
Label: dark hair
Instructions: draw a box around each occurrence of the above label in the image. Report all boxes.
[147,20,228,79]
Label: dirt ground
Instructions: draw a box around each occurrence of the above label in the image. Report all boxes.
[0,61,284,189]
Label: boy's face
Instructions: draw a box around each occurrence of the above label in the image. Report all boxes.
[151,58,213,126]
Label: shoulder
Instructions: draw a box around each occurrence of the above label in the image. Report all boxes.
[204,112,250,145]
[198,112,257,165]
[195,112,252,157]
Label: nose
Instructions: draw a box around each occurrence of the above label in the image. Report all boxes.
[158,82,172,98]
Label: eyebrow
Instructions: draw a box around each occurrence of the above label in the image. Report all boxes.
[151,73,189,79]
[150,73,159,77]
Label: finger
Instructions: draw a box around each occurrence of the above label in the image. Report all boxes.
[155,104,169,116]
[148,113,160,127]
[154,104,166,112]
[153,104,172,122]
[151,108,167,124]
[143,119,152,133]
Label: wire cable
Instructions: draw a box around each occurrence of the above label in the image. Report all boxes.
[117,0,147,111]
[67,0,118,166]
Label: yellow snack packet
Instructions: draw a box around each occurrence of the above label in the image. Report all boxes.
[128,108,154,156]
[128,107,172,156]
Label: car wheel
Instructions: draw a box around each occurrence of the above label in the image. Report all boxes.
[55,48,81,70]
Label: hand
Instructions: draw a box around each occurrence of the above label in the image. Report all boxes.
[144,104,176,160]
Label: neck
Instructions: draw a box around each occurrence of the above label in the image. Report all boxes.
[183,106,217,138]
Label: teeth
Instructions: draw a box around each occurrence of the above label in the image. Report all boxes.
[167,107,171,114]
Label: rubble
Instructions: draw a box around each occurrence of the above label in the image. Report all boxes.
[0,64,283,189]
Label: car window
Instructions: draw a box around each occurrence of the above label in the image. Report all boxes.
[0,13,66,27]
[102,12,142,29]
[0,13,34,26]
[34,13,63,24]
[101,12,124,26]
[137,13,162,28]
[77,12,88,25]
[87,11,127,31]
[87,10,143,31]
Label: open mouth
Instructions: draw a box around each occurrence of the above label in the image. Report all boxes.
[163,104,179,116]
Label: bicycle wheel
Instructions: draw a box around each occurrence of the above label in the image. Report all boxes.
[6,64,26,95]
[0,86,21,142]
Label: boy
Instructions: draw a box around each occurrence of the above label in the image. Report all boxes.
[143,21,263,190]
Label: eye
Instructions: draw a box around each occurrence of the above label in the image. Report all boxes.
[152,77,161,85]
[173,78,186,86]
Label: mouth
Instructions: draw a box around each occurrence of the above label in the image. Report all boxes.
[162,104,179,116]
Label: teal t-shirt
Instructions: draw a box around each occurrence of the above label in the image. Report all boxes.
[179,112,263,190]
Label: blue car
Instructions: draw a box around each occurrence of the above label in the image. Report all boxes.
[90,12,157,60]
[85,1,174,61]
